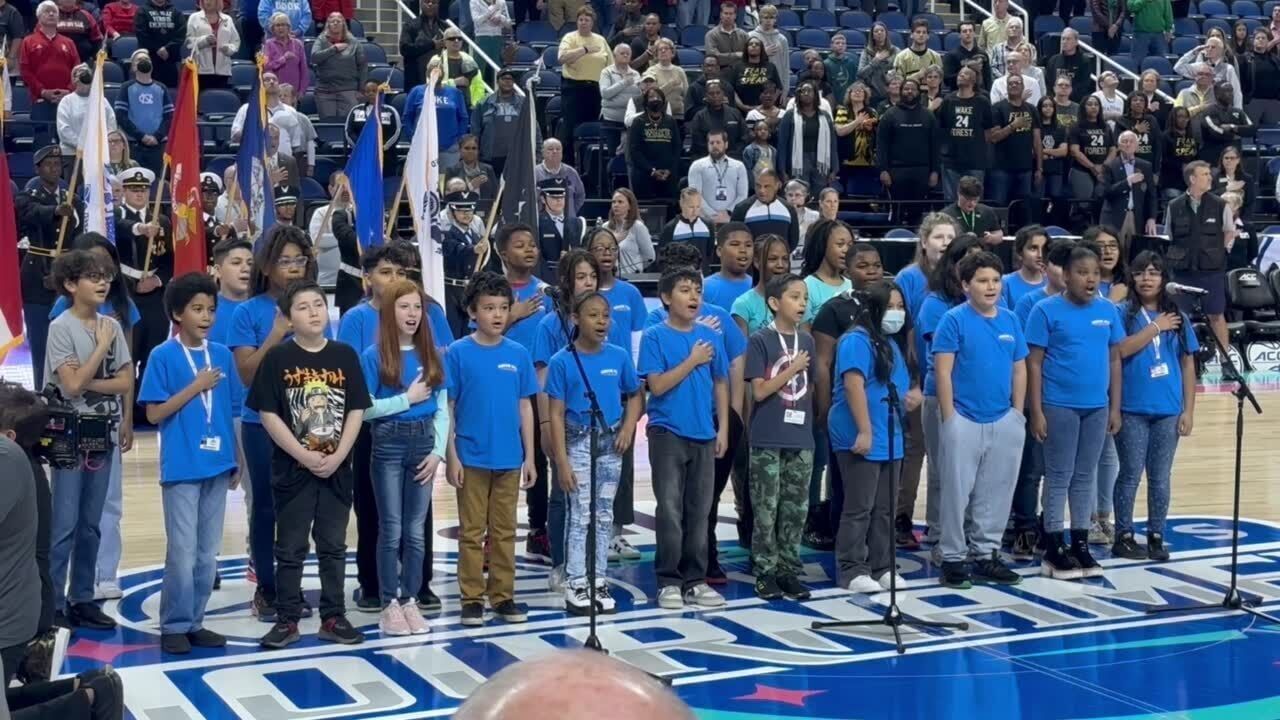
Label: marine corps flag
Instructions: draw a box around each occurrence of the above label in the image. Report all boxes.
[166,60,205,278]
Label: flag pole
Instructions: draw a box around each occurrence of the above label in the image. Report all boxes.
[474,177,505,274]
[316,176,347,251]
[142,156,170,274]
[54,153,84,256]
[385,173,409,242]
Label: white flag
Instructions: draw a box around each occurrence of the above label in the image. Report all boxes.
[78,53,114,241]
[406,82,445,304]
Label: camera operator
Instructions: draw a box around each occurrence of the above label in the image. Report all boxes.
[0,397,40,686]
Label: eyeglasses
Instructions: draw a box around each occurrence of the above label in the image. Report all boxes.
[84,272,116,283]
[276,256,309,268]
[590,245,617,256]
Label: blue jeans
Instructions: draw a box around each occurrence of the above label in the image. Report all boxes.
[23,302,51,390]
[1041,405,1109,533]
[160,474,230,634]
[1091,434,1119,516]
[990,168,1034,207]
[564,423,621,585]
[370,418,436,604]
[96,447,123,585]
[677,0,709,27]
[241,420,277,600]
[1114,413,1180,535]
[1131,32,1168,64]
[50,452,114,608]
[943,167,985,203]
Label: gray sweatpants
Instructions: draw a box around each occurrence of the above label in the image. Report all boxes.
[939,410,1026,563]
[921,397,943,542]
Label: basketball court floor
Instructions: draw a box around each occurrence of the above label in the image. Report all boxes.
[7,343,1280,720]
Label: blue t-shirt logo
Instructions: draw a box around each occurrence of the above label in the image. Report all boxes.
[601,368,619,377]
[1091,319,1111,327]
[497,363,518,372]
[998,333,1015,343]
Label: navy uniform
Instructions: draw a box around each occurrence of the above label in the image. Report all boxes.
[114,167,172,413]
[16,144,84,388]
[273,184,302,228]
[536,176,584,279]
[200,172,232,269]
[440,190,497,337]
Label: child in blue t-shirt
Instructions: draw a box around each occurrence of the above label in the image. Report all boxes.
[1080,228,1126,546]
[828,279,917,594]
[545,292,642,616]
[1001,225,1048,310]
[895,213,958,322]
[445,272,539,628]
[638,268,730,611]
[1111,251,1198,563]
[703,222,755,313]
[933,252,1029,590]
[359,280,451,637]
[1026,245,1124,581]
[731,234,791,337]
[138,273,239,655]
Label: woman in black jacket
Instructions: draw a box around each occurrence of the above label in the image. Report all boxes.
[626,87,681,202]
[1212,145,1255,223]
[1244,28,1280,124]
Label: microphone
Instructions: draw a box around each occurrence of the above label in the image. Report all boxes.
[542,285,563,301]
[1166,282,1210,297]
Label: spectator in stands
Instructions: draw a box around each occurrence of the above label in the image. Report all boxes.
[749,5,789,100]
[1212,145,1254,224]
[628,13,662,72]
[1199,82,1253,163]
[688,80,745,157]
[55,0,100,63]
[135,0,184,88]
[945,20,992,93]
[1165,160,1233,355]
[608,0,644,46]
[990,74,1036,209]
[1129,0,1172,64]
[310,0,353,31]
[101,0,134,42]
[1244,29,1280,124]
[646,39,687,121]
[922,65,945,112]
[1090,0,1126,56]
[731,36,781,112]
[624,74,666,125]
[1162,106,1198,199]
[1175,63,1217,117]
[265,122,301,187]
[106,129,138,193]
[1018,43,1047,96]
[942,176,1003,246]
[659,187,713,264]
[278,83,318,171]
[685,56,723,121]
[1046,28,1091,103]
[1176,37,1243,109]
[257,0,309,36]
[114,49,172,174]
[858,21,897,104]
[988,16,1024,79]
[308,172,347,287]
[311,11,365,119]
[399,0,442,91]
[602,188,654,271]
[937,66,992,202]
[232,73,305,158]
[445,134,496,200]
[1270,2,1280,44]
[894,19,942,84]
[1036,96,1070,218]
[777,80,838,195]
[473,66,530,177]
[688,128,748,223]
[991,51,1042,105]
[1092,71,1124,122]
[1207,26,1239,70]
[545,0,581,30]
[345,79,402,166]
[706,2,747,64]
[877,71,903,113]
[787,180,820,242]
[1052,75,1080,130]
[744,81,781,137]
[1137,69,1170,128]
[57,62,117,154]
[980,0,1011,52]
[731,168,798,248]
[1101,130,1158,243]
[1069,94,1115,201]
[557,6,610,167]
[22,2,78,145]
[1116,92,1161,174]
[535,138,587,218]
[833,82,877,191]
[743,115,776,177]
[187,0,238,90]
[877,78,938,224]
[626,86,680,201]
[404,58,468,167]
[825,33,858,106]
[263,11,308,96]
[471,0,511,84]
[797,54,834,107]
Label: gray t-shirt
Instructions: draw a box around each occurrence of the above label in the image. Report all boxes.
[0,436,39,649]
[745,328,816,450]
[43,310,131,419]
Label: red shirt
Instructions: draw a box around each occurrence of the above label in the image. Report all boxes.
[19,30,78,102]
[310,0,354,20]
[101,1,138,37]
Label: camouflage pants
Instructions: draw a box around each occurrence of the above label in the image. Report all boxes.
[749,448,814,577]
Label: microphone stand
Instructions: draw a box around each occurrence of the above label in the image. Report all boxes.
[811,382,969,654]
[1146,295,1276,622]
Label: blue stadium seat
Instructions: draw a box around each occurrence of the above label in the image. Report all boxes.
[516,21,557,46]
[301,177,326,201]
[839,29,866,47]
[197,89,241,119]
[680,25,704,46]
[389,92,407,115]
[887,30,906,48]
[1044,225,1071,237]
[1141,56,1176,76]
[542,45,561,69]
[102,61,123,84]
[1199,0,1231,14]
[205,156,235,178]
[1110,54,1138,73]
[1034,15,1065,34]
[839,10,872,29]
[362,42,388,66]
[790,49,808,72]
[1232,0,1261,14]
[510,44,539,65]
[677,48,704,67]
[1266,0,1278,15]
[1069,16,1092,35]
[173,0,195,11]
[884,228,915,239]
[312,157,339,187]
[1203,16,1233,34]
[110,36,138,62]
[370,66,404,91]
[230,62,257,92]
[913,12,944,31]
[943,30,961,51]
[805,9,838,29]
[348,18,366,38]
[8,152,33,181]
[1173,17,1201,34]
[1256,126,1280,148]
[796,28,831,48]
[298,92,317,116]
[777,9,802,30]
[1172,35,1201,55]
[10,90,29,113]
[926,33,942,51]
[878,10,907,30]
[659,25,679,43]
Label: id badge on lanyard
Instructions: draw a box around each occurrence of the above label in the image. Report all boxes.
[1142,309,1169,379]
[181,342,222,452]
[775,326,806,425]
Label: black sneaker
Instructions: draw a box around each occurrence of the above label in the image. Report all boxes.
[1111,531,1147,560]
[1147,532,1171,562]
[416,588,442,611]
[755,573,783,600]
[460,602,485,626]
[260,621,300,649]
[493,600,528,624]
[318,615,364,645]
[565,583,594,616]
[1070,530,1104,578]
[68,602,117,630]
[53,611,70,629]
[972,551,1022,585]
[939,561,972,589]
[161,633,191,655]
[706,560,728,586]
[187,628,226,648]
[1001,525,1019,550]
[213,571,221,590]
[252,589,277,623]
[355,589,381,613]
[79,666,123,720]
[1042,532,1084,580]
[801,506,835,551]
[525,528,552,564]
[1010,530,1039,561]
[777,575,811,600]
[895,514,921,550]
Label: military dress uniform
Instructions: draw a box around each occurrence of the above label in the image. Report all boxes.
[535,177,584,280]
[440,190,500,337]
[114,167,172,411]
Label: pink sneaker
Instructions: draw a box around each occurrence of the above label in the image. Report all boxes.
[400,601,431,635]
[378,600,411,637]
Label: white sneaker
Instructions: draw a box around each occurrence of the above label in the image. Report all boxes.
[565,582,593,616]
[684,583,726,608]
[400,601,431,635]
[847,575,882,594]
[877,572,908,591]
[93,581,123,601]
[609,535,642,561]
[378,600,411,637]
[657,586,684,609]
[595,582,617,613]
[548,565,566,594]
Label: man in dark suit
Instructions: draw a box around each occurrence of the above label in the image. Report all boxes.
[267,123,301,190]
[536,177,584,279]
[1101,130,1158,245]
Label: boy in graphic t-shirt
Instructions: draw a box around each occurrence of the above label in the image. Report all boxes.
[248,280,371,651]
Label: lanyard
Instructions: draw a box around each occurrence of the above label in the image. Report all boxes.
[180,340,214,427]
[1141,308,1162,360]
[773,324,804,399]
[959,209,976,232]
[712,157,729,186]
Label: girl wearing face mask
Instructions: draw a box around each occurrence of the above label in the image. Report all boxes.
[828,278,918,594]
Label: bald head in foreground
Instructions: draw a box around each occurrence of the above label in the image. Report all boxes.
[453,651,694,720]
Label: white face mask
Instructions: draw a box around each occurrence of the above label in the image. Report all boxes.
[881,309,906,335]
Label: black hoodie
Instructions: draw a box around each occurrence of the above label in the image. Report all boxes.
[875,100,938,172]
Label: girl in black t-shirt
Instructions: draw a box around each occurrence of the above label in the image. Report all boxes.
[1161,107,1200,200]
[1034,96,1070,220]
[732,38,783,112]
[1116,93,1162,175]
[1068,95,1115,202]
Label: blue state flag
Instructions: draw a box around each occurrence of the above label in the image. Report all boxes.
[236,62,276,249]
[344,92,385,250]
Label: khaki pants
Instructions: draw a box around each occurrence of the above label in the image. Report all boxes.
[457,467,521,605]
[547,0,584,29]
[1119,210,1136,246]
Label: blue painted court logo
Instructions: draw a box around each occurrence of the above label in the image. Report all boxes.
[81,511,1280,719]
